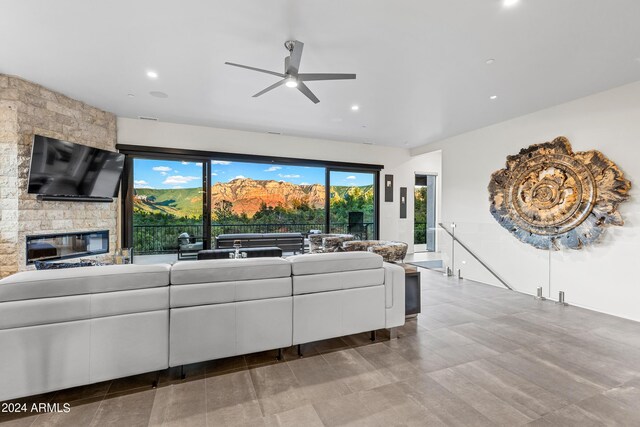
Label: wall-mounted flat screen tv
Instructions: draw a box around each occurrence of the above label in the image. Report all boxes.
[28,135,125,198]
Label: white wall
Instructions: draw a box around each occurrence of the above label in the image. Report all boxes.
[413,81,640,321]
[118,118,442,249]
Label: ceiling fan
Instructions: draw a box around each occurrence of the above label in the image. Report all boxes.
[225,40,356,104]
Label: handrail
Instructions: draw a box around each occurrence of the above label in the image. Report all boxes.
[438,223,513,291]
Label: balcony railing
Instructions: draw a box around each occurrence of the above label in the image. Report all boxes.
[133,222,374,255]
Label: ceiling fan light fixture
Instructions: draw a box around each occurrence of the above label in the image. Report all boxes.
[226,40,355,104]
[285,77,298,88]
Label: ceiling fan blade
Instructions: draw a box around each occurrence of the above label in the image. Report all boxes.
[297,82,320,104]
[298,73,356,81]
[252,79,286,97]
[286,40,304,75]
[225,62,284,78]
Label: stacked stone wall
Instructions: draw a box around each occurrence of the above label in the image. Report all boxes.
[0,75,118,277]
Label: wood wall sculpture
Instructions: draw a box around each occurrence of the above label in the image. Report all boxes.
[488,137,631,250]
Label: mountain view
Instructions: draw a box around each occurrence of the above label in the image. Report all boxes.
[134,177,373,219]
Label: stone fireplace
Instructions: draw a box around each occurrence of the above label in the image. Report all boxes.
[0,75,118,277]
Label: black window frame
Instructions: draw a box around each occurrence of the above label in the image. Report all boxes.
[117,144,383,252]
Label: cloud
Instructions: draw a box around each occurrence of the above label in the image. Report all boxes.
[212,172,218,176]
[134,180,151,188]
[346,175,357,180]
[181,161,190,165]
[172,186,183,189]
[152,166,172,172]
[300,182,310,185]
[230,175,245,181]
[279,174,301,178]
[162,175,200,185]
[196,163,203,167]
[212,160,231,165]
[264,166,281,172]
[160,171,168,176]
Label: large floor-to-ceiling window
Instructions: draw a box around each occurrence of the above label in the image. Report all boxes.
[119,146,381,259]
[208,160,326,235]
[329,170,377,239]
[131,158,205,256]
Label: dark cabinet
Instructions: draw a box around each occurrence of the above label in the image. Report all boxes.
[400,264,421,316]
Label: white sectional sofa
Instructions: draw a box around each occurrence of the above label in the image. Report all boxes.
[0,264,171,402]
[0,252,405,402]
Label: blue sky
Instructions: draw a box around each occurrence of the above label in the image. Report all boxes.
[133,159,373,189]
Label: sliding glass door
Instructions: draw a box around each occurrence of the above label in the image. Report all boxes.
[208,160,326,237]
[328,170,377,239]
[120,145,383,258]
[131,158,205,259]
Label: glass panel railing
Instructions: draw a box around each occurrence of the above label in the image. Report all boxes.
[438,221,550,297]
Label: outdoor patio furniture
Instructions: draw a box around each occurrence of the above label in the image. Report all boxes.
[177,232,205,260]
[215,233,304,254]
[347,211,369,240]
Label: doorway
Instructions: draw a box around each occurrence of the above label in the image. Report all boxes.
[414,174,436,252]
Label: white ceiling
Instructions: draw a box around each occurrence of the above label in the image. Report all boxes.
[2,0,640,149]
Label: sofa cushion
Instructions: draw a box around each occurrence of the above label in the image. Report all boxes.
[288,252,383,276]
[0,287,169,330]
[0,264,171,303]
[292,269,384,295]
[170,277,292,307]
[170,258,291,285]
[216,233,263,240]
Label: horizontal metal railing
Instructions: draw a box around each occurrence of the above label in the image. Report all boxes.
[133,222,374,255]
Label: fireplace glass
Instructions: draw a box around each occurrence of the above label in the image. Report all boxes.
[26,230,109,264]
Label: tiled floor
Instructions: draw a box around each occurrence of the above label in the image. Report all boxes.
[2,268,640,426]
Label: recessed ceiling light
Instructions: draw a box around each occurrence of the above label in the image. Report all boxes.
[149,91,169,98]
[503,0,519,7]
[351,105,359,111]
[490,95,498,100]
[146,71,158,79]
[486,58,496,65]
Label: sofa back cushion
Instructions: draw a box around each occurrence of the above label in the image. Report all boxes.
[170,257,291,285]
[0,264,171,303]
[288,252,383,276]
[170,277,291,307]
